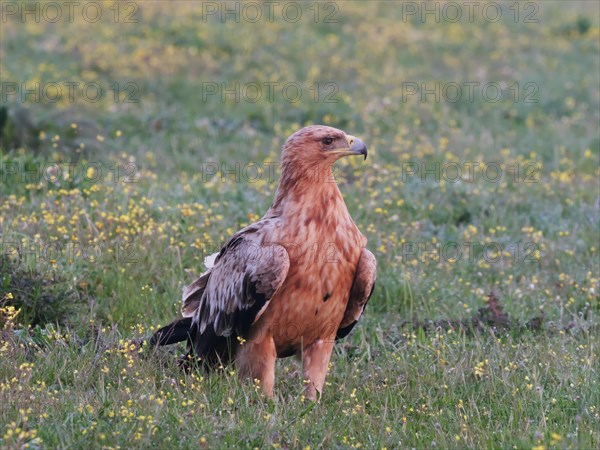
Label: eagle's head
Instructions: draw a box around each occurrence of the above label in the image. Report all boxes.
[281,125,368,166]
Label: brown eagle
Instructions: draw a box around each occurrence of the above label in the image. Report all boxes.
[150,125,376,400]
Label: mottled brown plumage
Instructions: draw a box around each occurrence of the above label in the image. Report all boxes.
[151,125,376,400]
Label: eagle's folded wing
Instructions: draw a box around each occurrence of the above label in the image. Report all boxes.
[182,270,211,318]
[337,248,377,339]
[194,234,290,337]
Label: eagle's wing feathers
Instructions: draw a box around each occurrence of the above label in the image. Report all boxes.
[182,270,211,318]
[194,232,290,337]
[336,248,377,339]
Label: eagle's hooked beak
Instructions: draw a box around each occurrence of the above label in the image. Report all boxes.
[346,135,368,160]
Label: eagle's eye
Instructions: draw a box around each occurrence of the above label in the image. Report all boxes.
[322,137,334,145]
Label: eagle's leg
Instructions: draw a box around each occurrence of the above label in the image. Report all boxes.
[235,335,277,398]
[301,338,335,401]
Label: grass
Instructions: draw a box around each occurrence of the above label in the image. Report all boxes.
[1,1,599,448]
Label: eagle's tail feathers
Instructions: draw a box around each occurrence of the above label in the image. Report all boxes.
[149,317,195,346]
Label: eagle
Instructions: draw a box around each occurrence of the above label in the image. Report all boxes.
[150,125,376,400]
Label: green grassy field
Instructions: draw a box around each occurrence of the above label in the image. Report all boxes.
[1,1,599,448]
